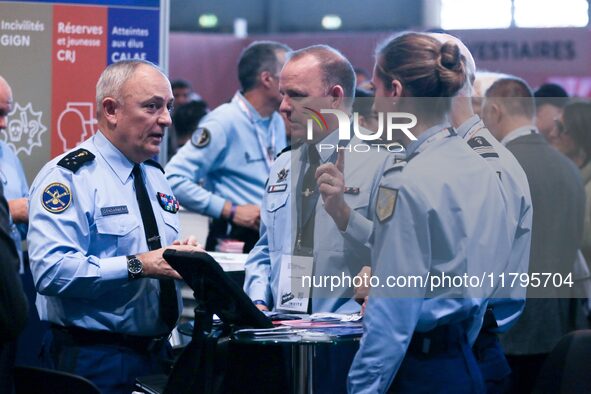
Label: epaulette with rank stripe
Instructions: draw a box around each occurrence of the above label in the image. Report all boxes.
[467,136,499,158]
[383,156,407,175]
[145,159,165,173]
[57,148,95,172]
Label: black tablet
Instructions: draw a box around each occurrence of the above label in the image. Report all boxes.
[164,249,273,329]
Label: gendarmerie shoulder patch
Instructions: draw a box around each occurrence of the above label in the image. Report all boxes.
[191,127,211,148]
[57,149,95,172]
[467,136,499,159]
[42,182,72,214]
[145,159,165,174]
[376,186,398,223]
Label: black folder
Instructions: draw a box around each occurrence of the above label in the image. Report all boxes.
[163,249,273,329]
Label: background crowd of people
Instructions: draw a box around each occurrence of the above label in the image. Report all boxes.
[1,28,590,394]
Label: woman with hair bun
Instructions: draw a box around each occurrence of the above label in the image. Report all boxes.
[348,32,512,393]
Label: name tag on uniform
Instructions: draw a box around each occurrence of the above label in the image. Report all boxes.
[267,184,287,193]
[100,205,128,216]
[276,254,313,313]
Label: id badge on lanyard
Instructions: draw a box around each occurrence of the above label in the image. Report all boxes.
[276,254,314,312]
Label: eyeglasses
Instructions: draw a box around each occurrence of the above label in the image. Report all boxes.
[554,118,567,135]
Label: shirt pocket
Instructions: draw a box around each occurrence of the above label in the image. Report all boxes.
[94,214,140,255]
[160,211,180,244]
[265,191,289,251]
[244,152,266,165]
[344,190,370,212]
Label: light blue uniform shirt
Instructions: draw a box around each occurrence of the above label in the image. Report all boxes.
[457,115,533,331]
[348,124,513,394]
[0,140,28,272]
[244,132,391,313]
[165,91,286,218]
[28,131,182,336]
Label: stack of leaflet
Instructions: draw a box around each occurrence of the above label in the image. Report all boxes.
[234,313,364,341]
[216,239,245,253]
[233,326,304,342]
[208,251,248,272]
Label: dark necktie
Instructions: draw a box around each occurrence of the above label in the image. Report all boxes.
[298,146,321,314]
[298,145,320,253]
[132,164,179,332]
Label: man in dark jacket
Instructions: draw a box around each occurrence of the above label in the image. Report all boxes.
[483,77,587,393]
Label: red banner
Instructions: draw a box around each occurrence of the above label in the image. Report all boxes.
[51,5,107,157]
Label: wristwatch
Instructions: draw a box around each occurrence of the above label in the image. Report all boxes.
[127,255,143,280]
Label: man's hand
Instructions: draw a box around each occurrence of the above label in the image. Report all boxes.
[138,244,203,280]
[8,198,28,224]
[172,235,204,249]
[232,204,260,230]
[361,296,368,316]
[316,150,350,231]
[354,266,372,305]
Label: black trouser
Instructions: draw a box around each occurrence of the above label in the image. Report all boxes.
[0,342,17,394]
[389,324,486,393]
[473,330,512,394]
[205,219,259,253]
[41,325,172,394]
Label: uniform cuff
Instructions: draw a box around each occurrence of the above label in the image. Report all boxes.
[99,256,129,282]
[206,194,227,219]
[248,286,271,307]
[341,209,372,245]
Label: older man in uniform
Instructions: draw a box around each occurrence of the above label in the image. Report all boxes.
[165,41,290,253]
[0,76,29,272]
[28,60,202,394]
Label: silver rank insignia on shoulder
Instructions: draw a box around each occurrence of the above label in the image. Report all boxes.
[276,168,289,183]
[191,127,211,148]
[268,184,287,193]
[376,186,398,223]
[57,148,95,173]
[42,182,72,214]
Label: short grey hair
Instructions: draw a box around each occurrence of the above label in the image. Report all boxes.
[95,60,165,113]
